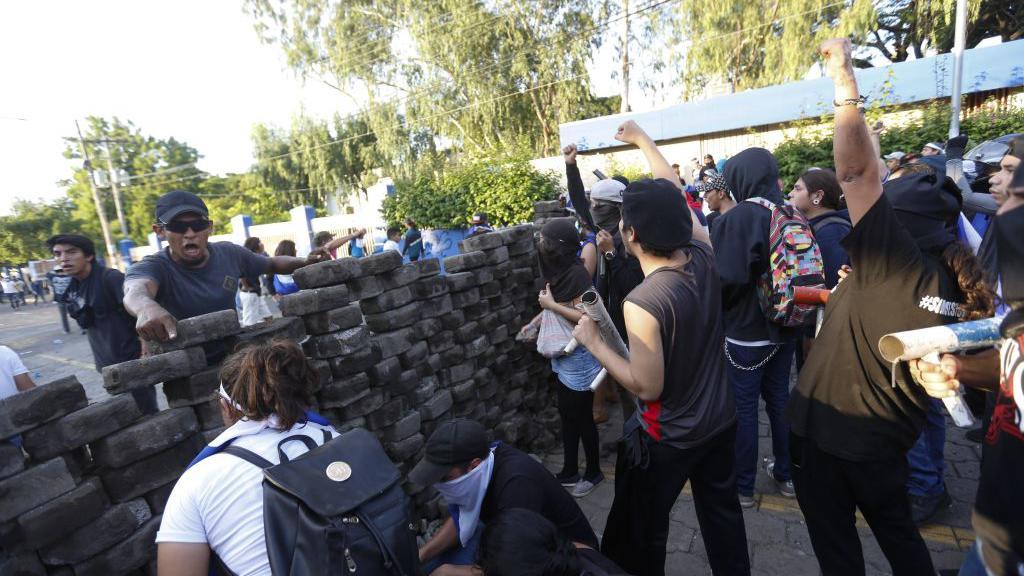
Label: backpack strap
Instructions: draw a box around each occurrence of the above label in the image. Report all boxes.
[220,445,274,469]
[744,197,776,211]
[276,434,321,463]
[811,215,850,234]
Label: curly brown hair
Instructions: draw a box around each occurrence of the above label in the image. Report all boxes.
[940,242,997,321]
[219,339,318,430]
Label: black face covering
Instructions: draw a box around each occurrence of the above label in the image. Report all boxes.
[723,148,784,204]
[538,218,593,302]
[591,202,621,233]
[996,203,1024,337]
[884,171,962,252]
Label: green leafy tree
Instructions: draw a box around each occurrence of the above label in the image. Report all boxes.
[870,0,1019,63]
[0,199,82,264]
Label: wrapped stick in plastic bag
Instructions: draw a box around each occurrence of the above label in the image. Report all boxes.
[562,289,629,390]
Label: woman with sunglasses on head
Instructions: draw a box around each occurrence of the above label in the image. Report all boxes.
[156,339,337,576]
[537,218,605,498]
[124,191,327,349]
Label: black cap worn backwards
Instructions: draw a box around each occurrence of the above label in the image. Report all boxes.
[155,190,209,224]
[621,178,693,251]
[409,419,490,488]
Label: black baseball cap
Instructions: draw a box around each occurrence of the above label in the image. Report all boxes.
[409,419,489,487]
[621,178,693,251]
[155,190,209,223]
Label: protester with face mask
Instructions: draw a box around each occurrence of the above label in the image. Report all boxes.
[785,39,996,575]
[412,419,597,576]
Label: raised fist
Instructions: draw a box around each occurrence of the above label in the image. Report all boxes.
[819,38,853,79]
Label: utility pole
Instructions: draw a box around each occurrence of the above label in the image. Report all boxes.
[948,0,968,138]
[620,0,631,114]
[103,144,130,238]
[75,120,117,263]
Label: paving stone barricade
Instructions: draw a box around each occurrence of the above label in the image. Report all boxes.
[0,218,561,576]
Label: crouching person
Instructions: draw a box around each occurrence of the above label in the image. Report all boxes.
[413,419,599,576]
[156,340,337,575]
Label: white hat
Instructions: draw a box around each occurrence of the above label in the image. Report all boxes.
[590,179,626,203]
[883,151,905,161]
[923,142,945,153]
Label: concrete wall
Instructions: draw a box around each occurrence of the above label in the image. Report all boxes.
[0,212,562,575]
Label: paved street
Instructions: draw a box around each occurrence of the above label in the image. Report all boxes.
[543,398,979,575]
[2,302,979,575]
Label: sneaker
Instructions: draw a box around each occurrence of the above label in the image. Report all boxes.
[572,473,604,498]
[738,494,756,509]
[764,457,796,498]
[910,489,953,525]
[554,471,580,487]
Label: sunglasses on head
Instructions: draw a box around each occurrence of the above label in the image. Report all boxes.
[160,219,212,233]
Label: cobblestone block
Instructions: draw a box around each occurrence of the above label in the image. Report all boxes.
[426,354,444,375]
[319,374,371,409]
[410,276,450,300]
[302,303,364,335]
[437,311,463,332]
[203,426,226,444]
[480,281,502,299]
[490,325,509,345]
[146,310,240,354]
[421,411,453,438]
[0,459,75,523]
[439,345,465,367]
[360,286,413,315]
[477,312,499,332]
[369,357,402,385]
[311,361,330,392]
[386,434,424,462]
[356,250,404,277]
[510,253,536,268]
[0,376,87,439]
[497,305,516,323]
[472,267,494,286]
[482,246,509,265]
[379,264,420,291]
[463,300,490,318]
[21,396,141,461]
[372,328,413,359]
[366,398,406,430]
[459,232,504,252]
[501,388,525,410]
[445,361,476,384]
[0,442,25,480]
[192,398,224,431]
[411,318,442,341]
[39,499,150,565]
[101,436,202,502]
[454,321,480,344]
[450,287,481,309]
[445,272,477,292]
[365,301,419,332]
[307,326,370,359]
[443,251,486,273]
[386,369,420,396]
[498,223,535,245]
[0,554,44,575]
[452,399,477,418]
[418,294,453,319]
[293,257,362,289]
[328,346,376,377]
[493,261,512,279]
[230,316,306,348]
[347,275,383,301]
[280,284,350,316]
[398,341,429,370]
[102,348,205,395]
[412,257,441,278]
[507,237,535,256]
[15,477,107,550]
[71,515,160,576]
[409,378,440,406]
[163,366,220,408]
[90,408,199,468]
[338,390,385,420]
[144,481,175,515]
[382,411,421,442]
[451,380,478,403]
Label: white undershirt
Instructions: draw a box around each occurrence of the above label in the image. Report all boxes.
[0,346,28,400]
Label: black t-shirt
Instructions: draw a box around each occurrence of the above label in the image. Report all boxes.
[481,443,598,549]
[973,332,1024,571]
[786,195,966,461]
[623,241,736,449]
[62,265,141,371]
[598,233,645,340]
[578,547,632,575]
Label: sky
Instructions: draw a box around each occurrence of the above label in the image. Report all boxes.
[0,1,665,216]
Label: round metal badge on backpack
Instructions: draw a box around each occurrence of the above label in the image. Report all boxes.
[326,461,352,482]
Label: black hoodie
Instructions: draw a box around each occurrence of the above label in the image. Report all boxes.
[710,148,794,342]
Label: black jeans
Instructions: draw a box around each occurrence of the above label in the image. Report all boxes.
[602,424,750,576]
[790,433,935,576]
[556,384,600,479]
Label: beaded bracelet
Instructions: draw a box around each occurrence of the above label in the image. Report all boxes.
[833,96,867,108]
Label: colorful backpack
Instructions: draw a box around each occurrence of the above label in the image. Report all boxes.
[745,198,827,327]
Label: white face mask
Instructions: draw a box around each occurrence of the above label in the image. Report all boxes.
[433,449,496,546]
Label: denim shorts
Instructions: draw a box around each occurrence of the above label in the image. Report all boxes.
[551,346,603,392]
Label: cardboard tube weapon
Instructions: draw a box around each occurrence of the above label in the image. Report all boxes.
[794,287,830,336]
[562,290,629,390]
[877,316,1002,427]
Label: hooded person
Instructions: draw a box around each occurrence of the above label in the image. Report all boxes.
[710,147,798,507]
[412,419,597,576]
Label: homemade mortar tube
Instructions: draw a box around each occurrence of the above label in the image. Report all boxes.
[877,316,1003,427]
[794,287,831,337]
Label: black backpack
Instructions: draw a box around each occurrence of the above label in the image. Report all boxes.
[221,427,420,575]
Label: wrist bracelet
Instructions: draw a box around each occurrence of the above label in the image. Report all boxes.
[833,96,867,108]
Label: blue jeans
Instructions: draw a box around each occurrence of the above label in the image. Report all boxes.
[725,340,795,496]
[422,525,483,573]
[906,398,946,497]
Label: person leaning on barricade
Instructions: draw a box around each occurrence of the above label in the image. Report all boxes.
[784,38,996,576]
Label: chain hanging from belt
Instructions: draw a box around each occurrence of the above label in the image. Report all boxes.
[723,341,781,371]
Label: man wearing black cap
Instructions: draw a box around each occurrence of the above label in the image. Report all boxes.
[412,419,597,576]
[572,120,748,576]
[124,190,327,343]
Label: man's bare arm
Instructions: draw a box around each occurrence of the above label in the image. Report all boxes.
[13,372,35,392]
[576,302,664,402]
[123,277,178,341]
[419,517,458,563]
[157,542,210,576]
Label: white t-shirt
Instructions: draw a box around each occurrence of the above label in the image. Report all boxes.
[1,279,16,294]
[0,346,28,400]
[156,419,337,576]
[383,239,401,254]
